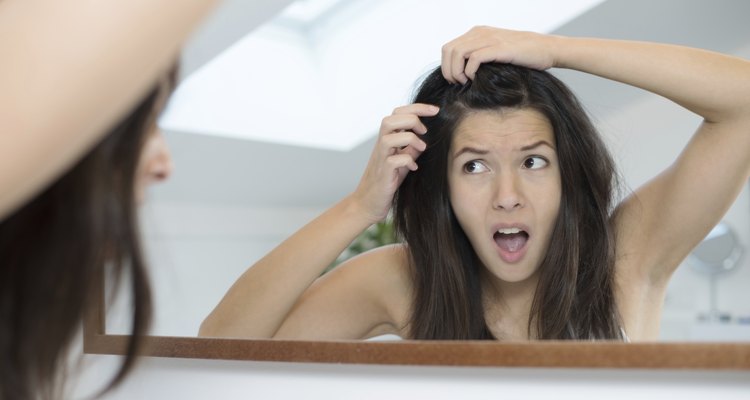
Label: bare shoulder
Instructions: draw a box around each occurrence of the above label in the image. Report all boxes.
[276,243,413,339]
[334,243,414,333]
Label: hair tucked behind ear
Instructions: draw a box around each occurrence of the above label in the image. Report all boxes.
[0,66,177,400]
[393,63,622,341]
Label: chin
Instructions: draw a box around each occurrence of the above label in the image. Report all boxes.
[483,259,540,285]
[497,271,537,285]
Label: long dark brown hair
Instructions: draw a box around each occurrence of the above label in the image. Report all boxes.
[393,63,622,341]
[0,68,176,399]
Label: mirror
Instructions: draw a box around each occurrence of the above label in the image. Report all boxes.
[84,0,750,368]
[689,222,747,339]
[690,222,744,277]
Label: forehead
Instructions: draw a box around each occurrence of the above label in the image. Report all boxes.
[451,108,554,150]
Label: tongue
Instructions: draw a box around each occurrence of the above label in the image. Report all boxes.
[495,233,527,252]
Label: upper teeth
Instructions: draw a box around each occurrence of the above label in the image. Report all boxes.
[498,227,522,234]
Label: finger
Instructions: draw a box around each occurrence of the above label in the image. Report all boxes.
[397,141,425,162]
[442,39,469,85]
[441,40,459,83]
[391,103,440,117]
[380,114,431,136]
[451,49,469,85]
[443,39,493,84]
[387,153,419,172]
[381,131,426,153]
[463,46,508,80]
[442,26,483,83]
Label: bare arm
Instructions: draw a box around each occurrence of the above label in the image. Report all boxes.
[199,104,437,338]
[273,244,412,340]
[199,195,377,338]
[559,37,750,338]
[0,0,217,219]
[554,37,750,280]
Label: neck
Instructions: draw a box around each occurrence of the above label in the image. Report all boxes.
[481,269,539,340]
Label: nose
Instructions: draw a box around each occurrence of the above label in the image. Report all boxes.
[144,132,173,184]
[493,170,523,210]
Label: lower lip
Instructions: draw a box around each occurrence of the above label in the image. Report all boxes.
[495,239,529,264]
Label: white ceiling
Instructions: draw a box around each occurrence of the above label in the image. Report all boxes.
[150,0,750,208]
[160,0,603,151]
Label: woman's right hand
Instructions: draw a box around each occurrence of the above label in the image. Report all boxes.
[350,103,439,223]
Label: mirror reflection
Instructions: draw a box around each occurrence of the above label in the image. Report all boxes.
[689,222,745,328]
[105,0,750,344]
[690,222,744,277]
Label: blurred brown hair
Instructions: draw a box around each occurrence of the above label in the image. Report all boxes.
[0,65,178,399]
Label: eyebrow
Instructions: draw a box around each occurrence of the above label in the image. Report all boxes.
[452,146,489,160]
[520,140,555,152]
[452,140,555,160]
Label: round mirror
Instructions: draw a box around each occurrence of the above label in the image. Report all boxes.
[689,222,745,323]
[689,222,744,275]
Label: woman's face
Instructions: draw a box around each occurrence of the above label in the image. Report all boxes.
[134,127,173,204]
[448,108,561,288]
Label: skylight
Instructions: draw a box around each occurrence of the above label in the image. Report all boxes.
[159,0,605,151]
[275,0,348,27]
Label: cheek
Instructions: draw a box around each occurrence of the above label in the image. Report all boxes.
[536,178,562,228]
[136,143,157,181]
[448,178,468,225]
[133,150,154,200]
[449,180,485,238]
[448,174,470,213]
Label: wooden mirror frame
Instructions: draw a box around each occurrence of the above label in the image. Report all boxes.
[83,277,750,369]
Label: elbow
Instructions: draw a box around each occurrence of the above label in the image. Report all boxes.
[197,315,276,339]
[197,314,222,338]
[197,321,212,338]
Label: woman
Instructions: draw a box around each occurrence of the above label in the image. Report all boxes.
[200,27,750,342]
[0,2,216,399]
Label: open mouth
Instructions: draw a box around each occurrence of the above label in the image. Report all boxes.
[493,227,529,253]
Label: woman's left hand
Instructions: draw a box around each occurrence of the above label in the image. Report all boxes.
[441,26,557,84]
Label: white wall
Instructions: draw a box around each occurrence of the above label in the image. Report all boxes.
[72,354,750,399]
[106,204,325,336]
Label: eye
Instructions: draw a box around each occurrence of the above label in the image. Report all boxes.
[523,156,548,170]
[463,160,489,174]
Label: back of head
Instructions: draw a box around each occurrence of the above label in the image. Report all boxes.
[394,63,622,340]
